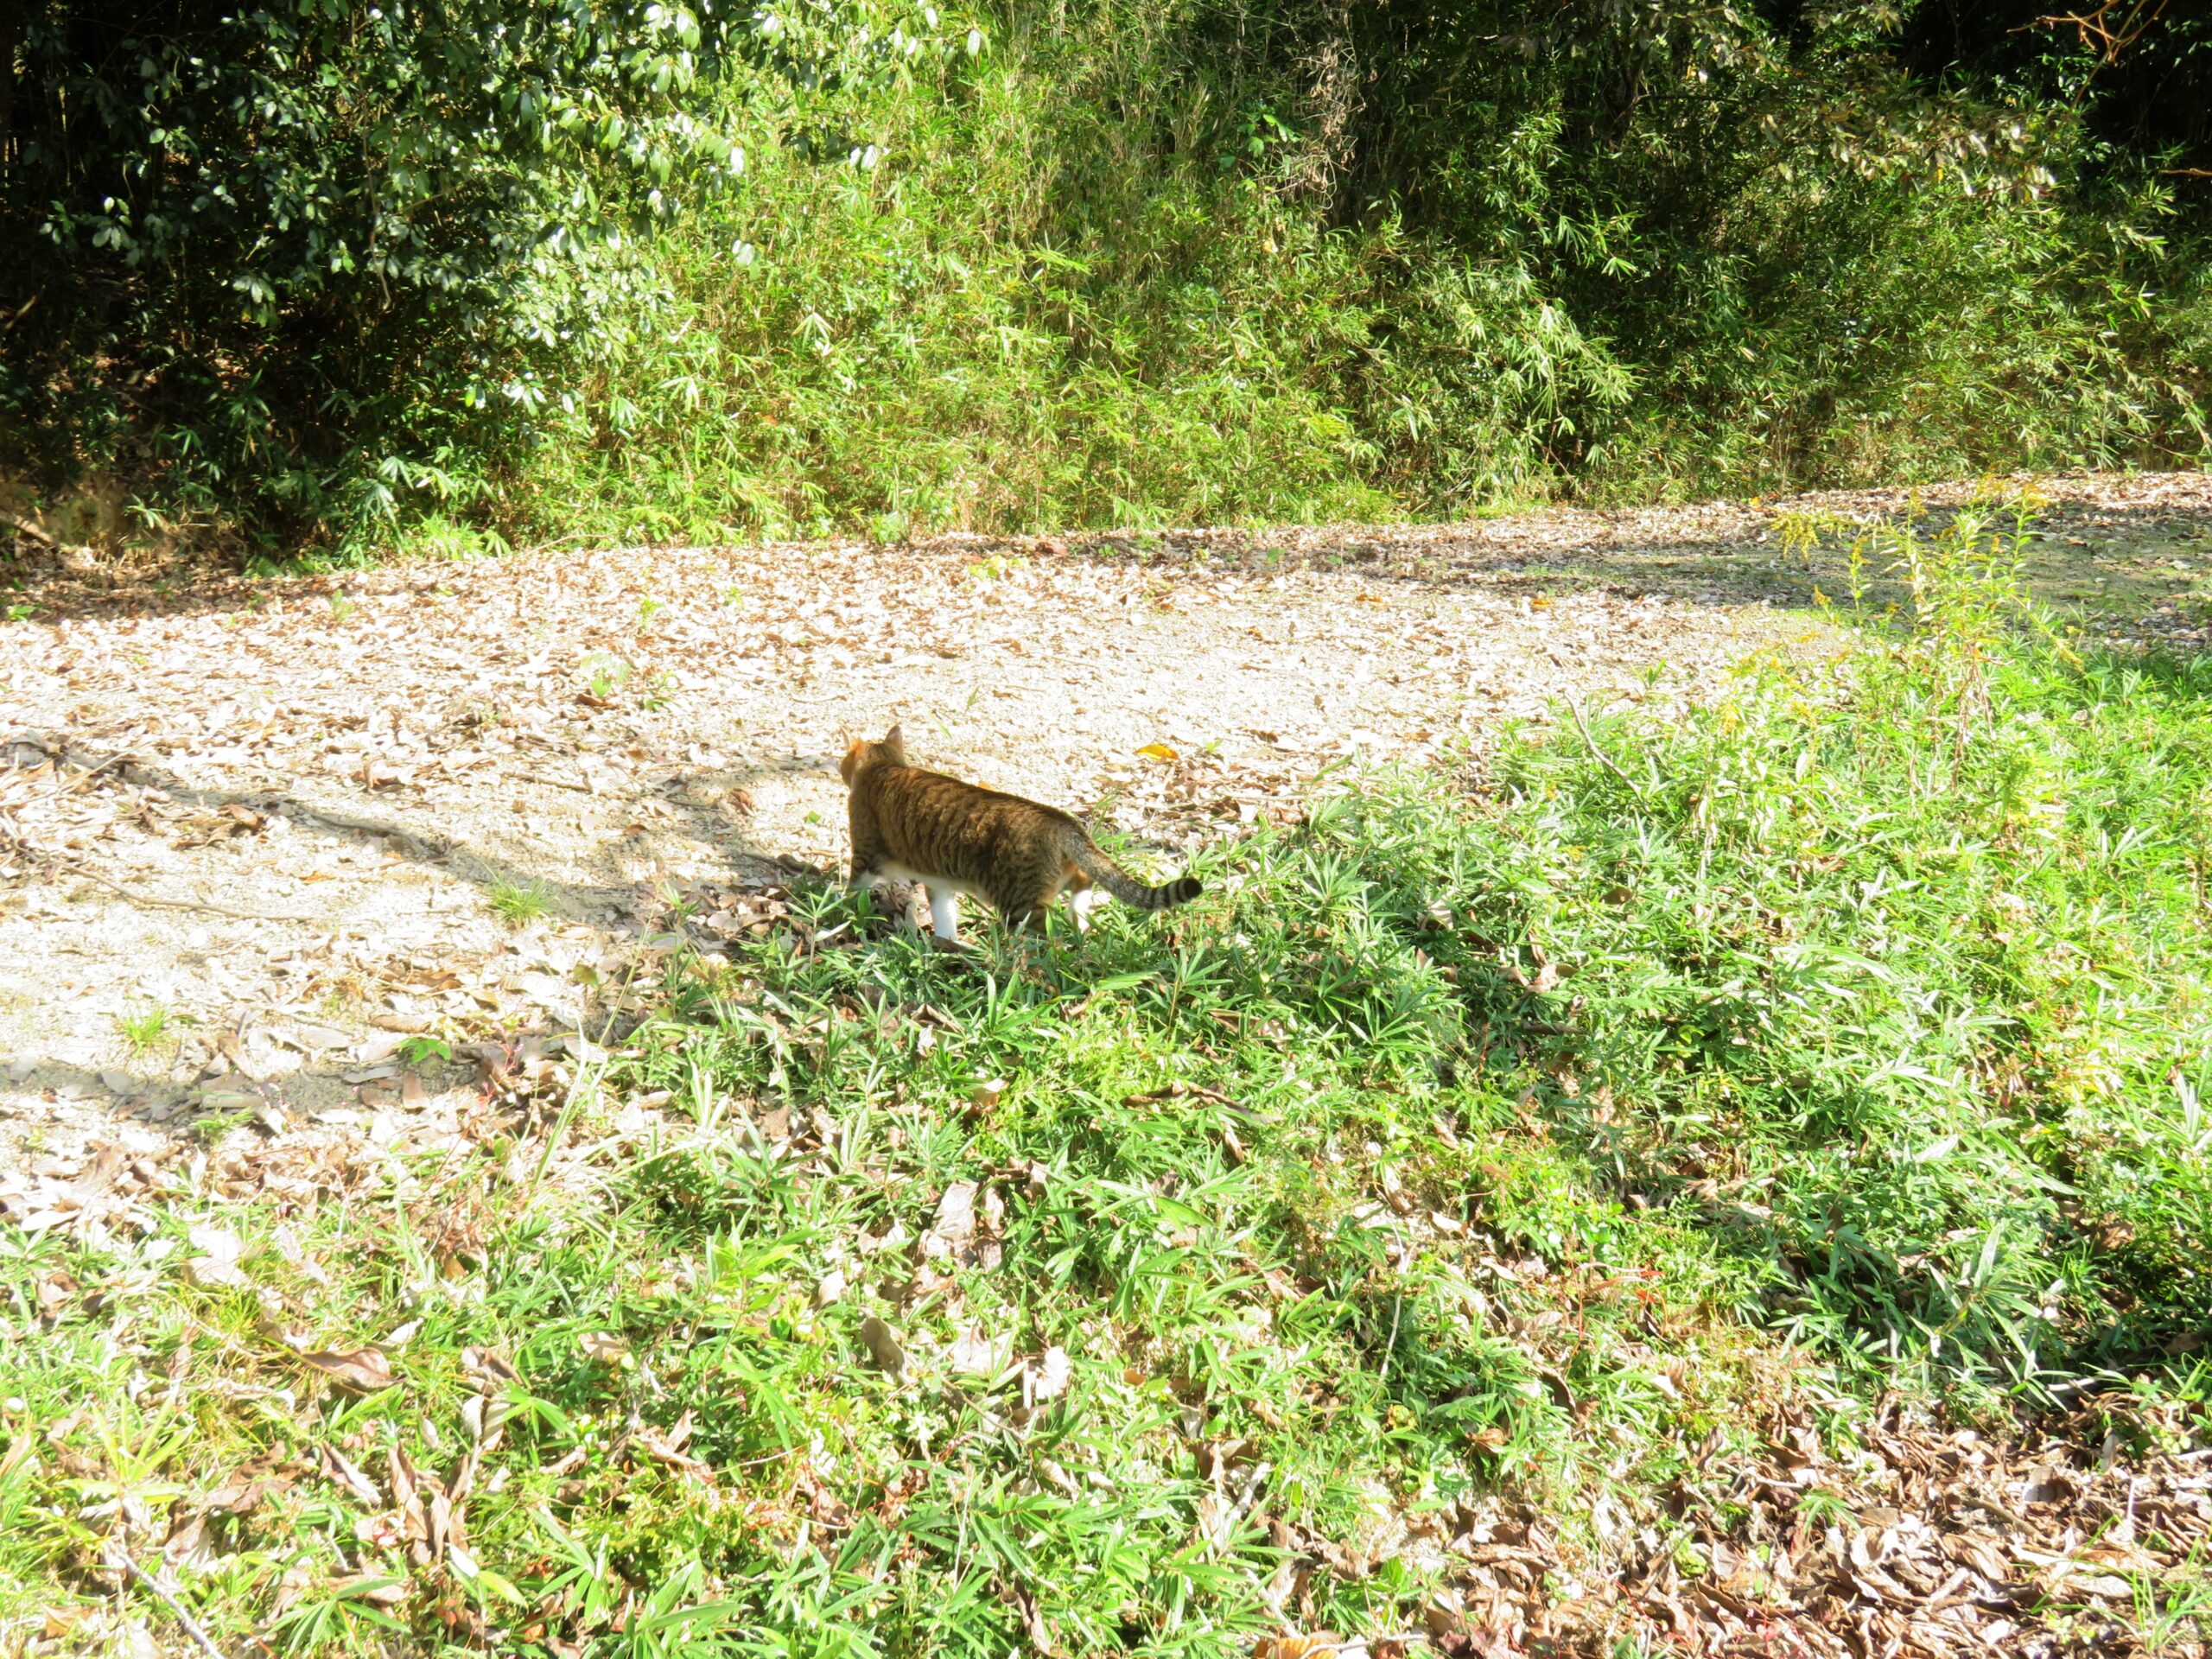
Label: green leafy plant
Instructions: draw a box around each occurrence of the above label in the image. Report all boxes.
[582,655,633,701]
[397,1035,454,1069]
[7,0,2206,555]
[0,0,973,546]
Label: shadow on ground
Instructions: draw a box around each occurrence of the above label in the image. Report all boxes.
[7,475,2209,632]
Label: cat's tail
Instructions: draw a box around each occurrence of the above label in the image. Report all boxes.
[1071,837,1202,911]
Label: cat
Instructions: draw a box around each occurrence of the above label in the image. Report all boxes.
[839,724,1200,943]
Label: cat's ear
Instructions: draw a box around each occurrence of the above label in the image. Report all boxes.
[839,736,868,785]
[881,723,906,761]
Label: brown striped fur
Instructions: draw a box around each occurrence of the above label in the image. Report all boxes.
[840,725,1200,941]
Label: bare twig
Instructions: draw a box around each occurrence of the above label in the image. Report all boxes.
[53,749,140,800]
[512,769,598,794]
[60,863,320,924]
[1122,1081,1243,1109]
[280,804,447,859]
[2023,0,2171,66]
[104,1543,225,1659]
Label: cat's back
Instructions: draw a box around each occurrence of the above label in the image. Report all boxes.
[863,762,1076,878]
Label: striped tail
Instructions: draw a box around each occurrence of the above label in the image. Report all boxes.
[1073,840,1201,910]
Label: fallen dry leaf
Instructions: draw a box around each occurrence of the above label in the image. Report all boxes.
[859,1316,905,1373]
[182,1224,251,1290]
[578,1332,631,1367]
[1029,1345,1073,1401]
[949,1325,1012,1378]
[301,1346,396,1393]
[319,1443,384,1508]
[920,1179,977,1262]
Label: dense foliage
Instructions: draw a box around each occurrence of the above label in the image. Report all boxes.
[3,0,2208,551]
[0,0,959,540]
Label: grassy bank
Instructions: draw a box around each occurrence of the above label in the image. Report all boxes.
[5,515,2211,1654]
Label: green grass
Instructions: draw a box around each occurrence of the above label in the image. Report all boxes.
[6,511,2210,1652]
[114,1007,175,1059]
[486,879,555,928]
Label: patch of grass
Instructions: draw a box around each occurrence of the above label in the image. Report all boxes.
[5,507,2208,1651]
[114,1007,176,1058]
[188,1107,257,1141]
[1499,504,2212,1399]
[486,878,553,926]
[1,836,1781,1653]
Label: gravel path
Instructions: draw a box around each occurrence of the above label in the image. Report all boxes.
[3,471,2206,1169]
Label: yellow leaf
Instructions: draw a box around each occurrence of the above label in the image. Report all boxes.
[1135,743,1178,762]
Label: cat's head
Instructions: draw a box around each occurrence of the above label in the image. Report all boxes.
[838,723,907,785]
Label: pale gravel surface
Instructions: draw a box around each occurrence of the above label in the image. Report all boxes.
[3,470,2207,1170]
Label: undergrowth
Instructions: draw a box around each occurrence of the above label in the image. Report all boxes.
[4,510,2211,1651]
[480,35,2210,554]
[10,0,2209,559]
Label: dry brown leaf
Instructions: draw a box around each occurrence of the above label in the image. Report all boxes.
[182,1224,251,1290]
[302,1346,396,1393]
[578,1332,631,1367]
[921,1180,977,1261]
[318,1443,383,1508]
[949,1325,1012,1378]
[33,1268,79,1319]
[1030,1345,1073,1401]
[859,1316,905,1373]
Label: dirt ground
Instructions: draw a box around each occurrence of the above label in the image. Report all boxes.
[3,470,2209,1174]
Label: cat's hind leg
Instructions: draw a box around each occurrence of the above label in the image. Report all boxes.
[926,887,962,943]
[1067,885,1110,933]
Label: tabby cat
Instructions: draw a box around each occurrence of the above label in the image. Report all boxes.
[839,725,1200,942]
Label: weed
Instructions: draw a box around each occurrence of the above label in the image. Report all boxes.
[486,877,552,925]
[582,653,632,702]
[115,1007,176,1058]
[397,1035,453,1069]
